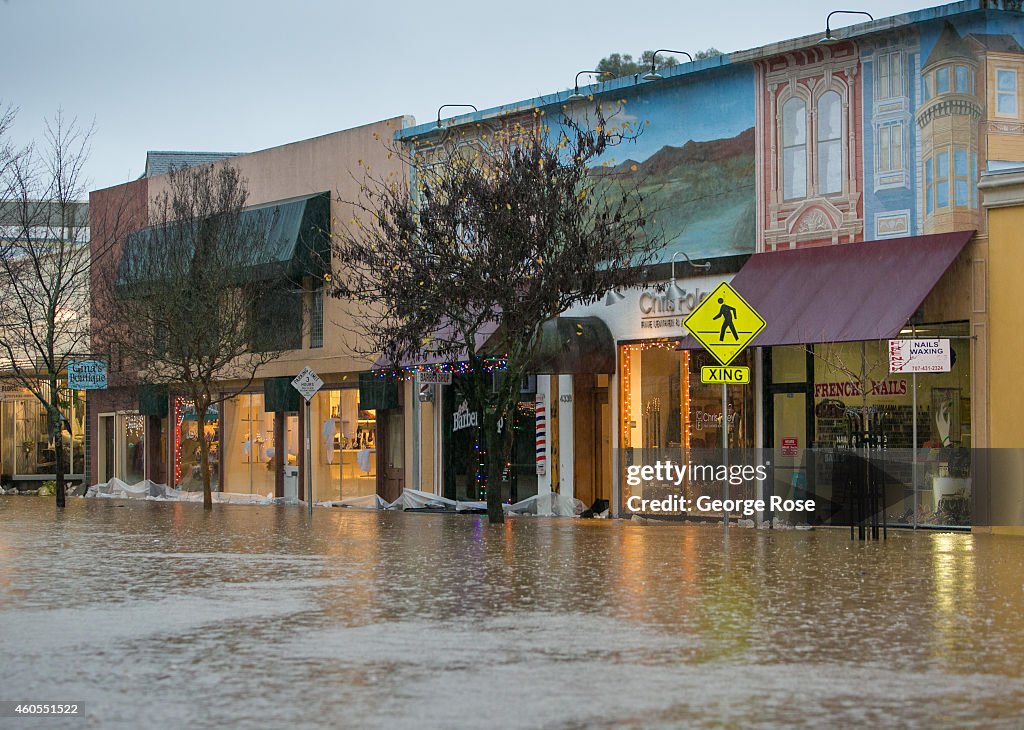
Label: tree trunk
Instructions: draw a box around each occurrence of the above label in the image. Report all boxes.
[485,421,505,524]
[51,404,66,510]
[196,396,213,509]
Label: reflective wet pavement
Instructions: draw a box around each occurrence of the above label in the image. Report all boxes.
[1,498,1023,729]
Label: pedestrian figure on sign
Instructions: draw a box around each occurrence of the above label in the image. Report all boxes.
[713,298,738,341]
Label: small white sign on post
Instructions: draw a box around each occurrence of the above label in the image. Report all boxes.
[888,339,952,374]
[291,366,323,403]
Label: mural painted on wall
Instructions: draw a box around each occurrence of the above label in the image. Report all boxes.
[755,42,865,251]
[757,11,1024,251]
[557,65,757,263]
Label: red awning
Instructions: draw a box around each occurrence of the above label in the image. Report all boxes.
[679,231,974,349]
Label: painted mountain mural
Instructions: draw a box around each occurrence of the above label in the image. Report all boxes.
[590,127,755,261]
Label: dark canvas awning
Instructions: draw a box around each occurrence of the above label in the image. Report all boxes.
[531,317,615,374]
[117,192,330,289]
[679,231,974,349]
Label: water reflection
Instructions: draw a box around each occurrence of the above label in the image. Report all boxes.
[0,498,1022,728]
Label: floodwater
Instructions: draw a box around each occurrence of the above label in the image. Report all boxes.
[1,499,1023,729]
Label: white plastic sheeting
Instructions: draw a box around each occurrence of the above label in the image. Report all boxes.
[323,488,584,517]
[85,480,584,517]
[85,478,289,505]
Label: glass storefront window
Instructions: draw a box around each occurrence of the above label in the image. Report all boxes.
[309,388,376,503]
[221,393,276,495]
[441,376,537,503]
[173,398,220,491]
[620,342,756,512]
[620,343,754,452]
[807,323,971,527]
[0,383,86,478]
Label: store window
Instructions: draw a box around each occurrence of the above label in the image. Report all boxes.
[810,324,971,527]
[442,375,537,504]
[221,393,275,495]
[0,383,85,479]
[620,343,755,512]
[173,398,219,491]
[310,388,376,503]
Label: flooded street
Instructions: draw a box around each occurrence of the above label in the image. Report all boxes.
[1,498,1023,729]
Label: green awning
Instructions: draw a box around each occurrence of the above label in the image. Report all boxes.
[530,317,615,374]
[138,384,169,417]
[117,192,330,289]
[264,376,300,413]
[359,372,399,411]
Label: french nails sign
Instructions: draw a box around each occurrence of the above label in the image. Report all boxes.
[67,360,108,390]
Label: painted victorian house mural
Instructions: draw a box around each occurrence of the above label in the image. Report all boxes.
[755,42,865,251]
[860,30,921,239]
[917,22,984,235]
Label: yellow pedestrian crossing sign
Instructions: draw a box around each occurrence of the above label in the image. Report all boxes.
[683,282,765,366]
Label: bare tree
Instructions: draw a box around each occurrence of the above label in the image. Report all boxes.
[331,107,664,523]
[98,163,304,508]
[0,108,100,508]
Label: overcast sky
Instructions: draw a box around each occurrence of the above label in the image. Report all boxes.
[3,0,931,193]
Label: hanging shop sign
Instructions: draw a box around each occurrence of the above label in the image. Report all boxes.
[418,370,453,385]
[683,282,766,366]
[67,360,108,390]
[888,339,951,374]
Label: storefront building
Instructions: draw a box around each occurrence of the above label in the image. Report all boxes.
[88,118,414,501]
[399,1,1021,529]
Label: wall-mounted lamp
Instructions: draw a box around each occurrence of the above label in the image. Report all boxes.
[643,49,693,81]
[568,70,609,102]
[665,251,711,300]
[437,104,478,127]
[819,10,874,45]
[604,289,626,307]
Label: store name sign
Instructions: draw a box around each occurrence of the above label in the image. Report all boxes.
[638,288,709,331]
[453,400,478,432]
[814,379,908,398]
[67,360,108,390]
[419,371,453,385]
[888,339,951,373]
[0,380,31,401]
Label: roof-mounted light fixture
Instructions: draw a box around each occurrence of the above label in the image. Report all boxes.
[643,49,693,81]
[819,10,874,45]
[436,104,478,127]
[568,70,609,102]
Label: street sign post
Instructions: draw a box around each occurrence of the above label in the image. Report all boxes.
[683,281,766,529]
[291,367,323,515]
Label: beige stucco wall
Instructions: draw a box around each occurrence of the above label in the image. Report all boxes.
[144,116,413,383]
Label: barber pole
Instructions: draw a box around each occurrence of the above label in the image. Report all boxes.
[535,393,547,476]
